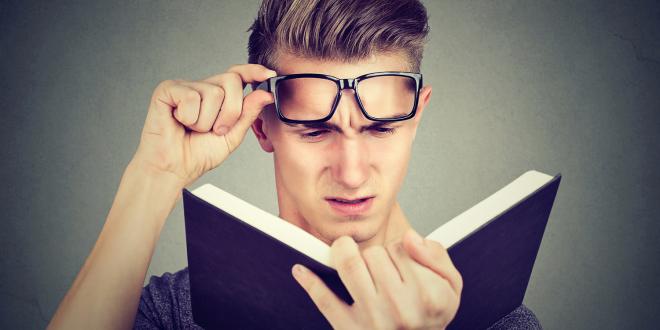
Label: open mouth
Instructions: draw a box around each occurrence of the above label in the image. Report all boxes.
[325,196,374,216]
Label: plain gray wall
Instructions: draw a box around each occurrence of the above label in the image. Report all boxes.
[1,0,659,328]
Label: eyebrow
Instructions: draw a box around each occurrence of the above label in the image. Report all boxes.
[283,121,396,132]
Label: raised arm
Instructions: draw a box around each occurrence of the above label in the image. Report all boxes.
[48,64,276,329]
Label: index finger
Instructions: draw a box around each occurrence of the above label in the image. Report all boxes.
[331,236,378,304]
[204,64,276,86]
[291,264,352,329]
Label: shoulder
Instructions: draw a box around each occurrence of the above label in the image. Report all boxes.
[134,267,202,329]
[486,304,542,330]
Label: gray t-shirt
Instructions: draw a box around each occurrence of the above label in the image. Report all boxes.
[134,268,542,329]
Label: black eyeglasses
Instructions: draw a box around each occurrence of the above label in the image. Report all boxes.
[255,71,423,124]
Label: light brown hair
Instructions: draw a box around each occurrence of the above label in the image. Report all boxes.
[247,0,430,72]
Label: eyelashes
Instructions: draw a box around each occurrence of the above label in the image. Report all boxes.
[301,130,328,139]
[369,126,397,134]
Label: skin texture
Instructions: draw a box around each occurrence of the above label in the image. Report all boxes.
[252,53,463,329]
[252,52,431,248]
[49,56,463,329]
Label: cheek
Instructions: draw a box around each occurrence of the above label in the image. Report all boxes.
[369,132,413,174]
[369,135,413,202]
[273,136,325,195]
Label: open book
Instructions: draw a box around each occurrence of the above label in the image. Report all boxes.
[183,170,561,329]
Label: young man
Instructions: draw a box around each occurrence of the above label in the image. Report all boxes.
[49,0,542,328]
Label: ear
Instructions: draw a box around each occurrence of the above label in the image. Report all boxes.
[251,108,274,153]
[411,85,432,141]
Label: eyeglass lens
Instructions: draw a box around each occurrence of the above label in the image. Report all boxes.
[275,75,417,121]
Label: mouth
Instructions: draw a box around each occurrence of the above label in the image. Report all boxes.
[325,196,375,216]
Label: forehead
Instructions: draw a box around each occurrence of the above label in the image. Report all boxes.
[273,52,411,78]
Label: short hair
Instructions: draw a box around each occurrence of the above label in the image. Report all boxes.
[247,0,430,72]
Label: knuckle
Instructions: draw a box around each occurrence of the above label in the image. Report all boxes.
[231,71,243,82]
[207,85,224,99]
[174,109,191,125]
[221,102,241,122]
[183,89,201,103]
[361,245,385,262]
[309,283,333,311]
[429,241,450,260]
[214,72,231,84]
[331,235,355,252]
[333,235,351,246]
[195,120,213,132]
[187,123,205,132]
[339,255,363,275]
[219,71,240,83]
[366,309,389,329]
[393,310,419,330]
[422,292,447,319]
[218,75,243,99]
[153,80,175,102]
[225,72,243,86]
[223,133,236,153]
[455,270,464,294]
[386,241,404,257]
[156,79,175,90]
[314,295,334,313]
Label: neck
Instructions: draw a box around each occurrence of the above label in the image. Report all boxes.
[358,201,411,249]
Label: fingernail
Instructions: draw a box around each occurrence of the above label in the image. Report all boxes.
[215,126,228,135]
[267,70,277,77]
[292,264,307,280]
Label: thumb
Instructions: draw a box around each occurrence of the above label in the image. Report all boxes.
[223,90,274,153]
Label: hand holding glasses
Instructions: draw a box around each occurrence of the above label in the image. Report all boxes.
[254,71,423,124]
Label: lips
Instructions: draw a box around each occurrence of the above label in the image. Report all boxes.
[329,197,369,203]
[325,196,374,216]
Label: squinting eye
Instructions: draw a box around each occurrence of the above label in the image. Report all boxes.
[369,126,396,135]
[301,130,330,140]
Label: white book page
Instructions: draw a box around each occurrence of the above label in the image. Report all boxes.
[425,170,554,248]
[191,184,333,267]
[191,170,553,268]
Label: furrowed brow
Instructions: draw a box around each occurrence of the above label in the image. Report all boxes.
[284,121,398,133]
[359,121,397,132]
[283,122,342,132]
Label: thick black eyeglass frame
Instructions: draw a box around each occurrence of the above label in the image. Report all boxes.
[254,71,423,124]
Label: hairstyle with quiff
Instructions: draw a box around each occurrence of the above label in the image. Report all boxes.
[247,0,430,72]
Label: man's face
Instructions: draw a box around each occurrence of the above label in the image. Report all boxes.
[252,52,432,245]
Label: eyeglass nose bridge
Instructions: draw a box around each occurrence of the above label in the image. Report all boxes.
[336,78,362,113]
[338,78,356,90]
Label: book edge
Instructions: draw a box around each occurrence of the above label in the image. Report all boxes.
[187,170,557,268]
[188,185,333,267]
[426,170,558,248]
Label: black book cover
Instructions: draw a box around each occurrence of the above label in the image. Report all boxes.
[183,189,350,329]
[183,174,561,329]
[446,175,561,329]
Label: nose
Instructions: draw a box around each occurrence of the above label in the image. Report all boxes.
[330,136,370,190]
[336,88,363,122]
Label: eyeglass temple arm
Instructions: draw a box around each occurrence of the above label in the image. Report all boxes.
[253,80,271,93]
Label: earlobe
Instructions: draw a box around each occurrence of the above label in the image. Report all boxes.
[251,114,274,153]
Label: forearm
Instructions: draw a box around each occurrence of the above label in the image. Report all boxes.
[49,160,184,329]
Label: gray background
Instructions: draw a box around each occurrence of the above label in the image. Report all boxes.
[1,0,659,328]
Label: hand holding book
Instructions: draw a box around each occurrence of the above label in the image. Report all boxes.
[183,170,561,329]
[291,229,462,329]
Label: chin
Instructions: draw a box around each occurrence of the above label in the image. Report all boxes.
[314,217,381,245]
